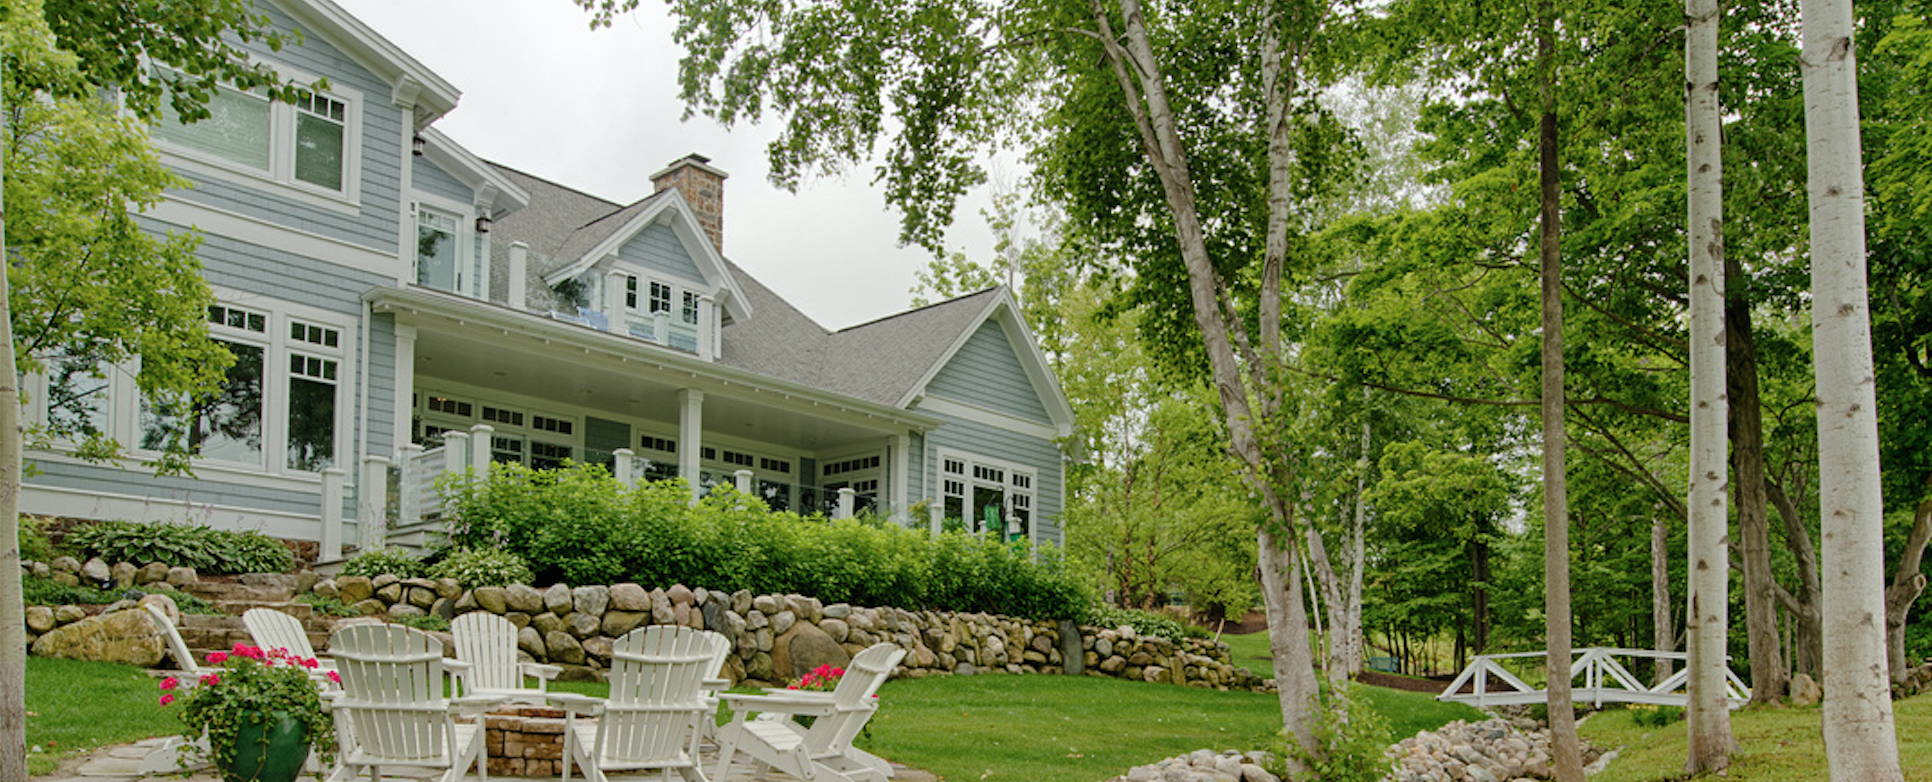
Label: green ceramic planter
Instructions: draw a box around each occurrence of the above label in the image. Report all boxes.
[220,711,311,782]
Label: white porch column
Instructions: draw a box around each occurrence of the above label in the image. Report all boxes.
[614,448,636,485]
[507,242,529,311]
[359,455,390,551]
[891,433,911,523]
[469,424,494,477]
[603,269,628,330]
[734,469,754,494]
[441,431,469,474]
[678,390,704,501]
[393,324,417,458]
[837,488,856,520]
[655,311,671,346]
[320,467,346,562]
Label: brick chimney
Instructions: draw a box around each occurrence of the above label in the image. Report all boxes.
[650,153,727,254]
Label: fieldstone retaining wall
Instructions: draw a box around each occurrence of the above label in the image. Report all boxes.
[1387,717,1601,782]
[24,556,1273,693]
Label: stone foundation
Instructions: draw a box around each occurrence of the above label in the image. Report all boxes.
[482,707,569,777]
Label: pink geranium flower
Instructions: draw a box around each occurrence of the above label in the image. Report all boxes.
[159,693,175,706]
[326,670,341,684]
[206,651,229,664]
[159,677,179,691]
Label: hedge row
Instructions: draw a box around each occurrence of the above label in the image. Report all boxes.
[440,463,1090,622]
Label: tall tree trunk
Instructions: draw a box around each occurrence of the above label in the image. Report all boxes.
[1536,3,1584,778]
[1652,516,1675,685]
[1684,0,1735,768]
[1727,253,1787,704]
[1345,414,1369,678]
[1260,526,1318,768]
[1801,0,1904,776]
[1472,537,1490,654]
[0,49,29,782]
[1884,499,1931,683]
[1769,479,1825,677]
[1305,524,1349,689]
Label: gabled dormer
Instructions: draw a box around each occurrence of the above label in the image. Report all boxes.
[530,155,751,362]
[408,129,528,299]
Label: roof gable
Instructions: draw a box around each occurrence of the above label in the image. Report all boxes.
[538,189,751,321]
[272,0,460,128]
[898,288,1074,433]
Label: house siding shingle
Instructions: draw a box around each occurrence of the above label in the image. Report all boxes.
[412,156,472,206]
[616,223,706,286]
[926,321,1053,425]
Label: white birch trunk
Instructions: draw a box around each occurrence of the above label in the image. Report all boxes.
[1652,516,1675,685]
[1801,0,1904,776]
[0,49,29,782]
[1684,0,1734,769]
[1260,526,1318,767]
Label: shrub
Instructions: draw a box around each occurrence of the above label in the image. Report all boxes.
[339,547,426,579]
[428,548,533,590]
[443,464,1093,620]
[296,593,362,618]
[21,578,220,614]
[394,614,449,632]
[1282,685,1396,782]
[1088,605,1190,641]
[20,516,57,563]
[65,521,295,575]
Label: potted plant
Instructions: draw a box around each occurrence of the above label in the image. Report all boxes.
[162,643,339,782]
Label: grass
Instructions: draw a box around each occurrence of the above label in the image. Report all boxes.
[862,673,1481,782]
[1579,694,1932,781]
[19,655,1475,782]
[1220,630,1275,676]
[26,657,181,776]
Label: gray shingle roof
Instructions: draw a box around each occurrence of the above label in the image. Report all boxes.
[482,161,1003,410]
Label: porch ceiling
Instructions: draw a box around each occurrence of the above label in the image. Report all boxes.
[398,308,927,453]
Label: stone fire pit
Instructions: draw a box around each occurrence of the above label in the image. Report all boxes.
[482,707,569,777]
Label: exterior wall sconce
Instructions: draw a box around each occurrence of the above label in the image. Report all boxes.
[475,214,492,234]
[412,135,427,156]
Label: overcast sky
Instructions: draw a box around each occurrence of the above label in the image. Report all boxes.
[334,0,1009,329]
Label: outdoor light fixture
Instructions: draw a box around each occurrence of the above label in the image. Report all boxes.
[475,214,492,234]
[412,135,426,156]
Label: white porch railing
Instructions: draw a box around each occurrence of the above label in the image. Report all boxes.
[398,440,453,529]
[1437,647,1750,710]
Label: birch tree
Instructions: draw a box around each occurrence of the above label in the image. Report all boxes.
[1801,0,1904,776]
[1683,0,1735,769]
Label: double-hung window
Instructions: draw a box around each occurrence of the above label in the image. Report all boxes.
[415,207,462,292]
[153,77,357,200]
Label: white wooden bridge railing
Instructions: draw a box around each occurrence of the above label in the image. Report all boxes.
[1437,647,1750,710]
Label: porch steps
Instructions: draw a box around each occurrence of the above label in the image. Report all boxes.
[166,584,339,667]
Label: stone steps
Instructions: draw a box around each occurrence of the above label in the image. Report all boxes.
[171,599,335,662]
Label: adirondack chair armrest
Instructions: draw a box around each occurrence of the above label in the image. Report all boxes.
[720,691,838,718]
[544,692,606,717]
[519,662,563,683]
[448,694,510,717]
[702,678,730,690]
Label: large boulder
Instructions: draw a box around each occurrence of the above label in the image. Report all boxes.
[769,621,851,684]
[31,608,165,667]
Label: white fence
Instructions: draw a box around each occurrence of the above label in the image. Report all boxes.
[1437,647,1750,710]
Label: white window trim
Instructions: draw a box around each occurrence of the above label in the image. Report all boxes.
[27,291,357,481]
[148,62,364,214]
[612,269,714,354]
[934,447,1037,544]
[409,194,476,297]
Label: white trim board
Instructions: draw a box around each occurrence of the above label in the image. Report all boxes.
[914,396,1061,441]
[144,198,399,278]
[22,485,336,543]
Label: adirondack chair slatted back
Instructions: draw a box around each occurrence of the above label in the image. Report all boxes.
[329,624,454,763]
[600,626,729,765]
[817,643,905,752]
[243,608,318,659]
[450,612,521,692]
[144,603,200,675]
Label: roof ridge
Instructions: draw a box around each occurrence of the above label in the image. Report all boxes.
[832,286,1002,334]
[486,160,626,210]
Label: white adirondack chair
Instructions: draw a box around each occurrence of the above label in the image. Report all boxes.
[243,607,338,686]
[450,612,561,704]
[144,602,202,676]
[713,642,907,782]
[550,625,731,782]
[324,623,506,782]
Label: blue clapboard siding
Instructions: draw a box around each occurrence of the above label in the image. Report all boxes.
[412,157,471,205]
[161,1,403,253]
[182,228,390,316]
[906,432,926,509]
[31,460,321,516]
[616,223,706,286]
[925,322,1053,425]
[924,414,1063,546]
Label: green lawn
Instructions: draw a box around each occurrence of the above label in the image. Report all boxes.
[1580,695,1932,781]
[26,657,181,776]
[862,673,1480,782]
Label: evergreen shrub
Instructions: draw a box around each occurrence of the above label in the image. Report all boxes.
[1087,605,1193,641]
[444,463,1091,621]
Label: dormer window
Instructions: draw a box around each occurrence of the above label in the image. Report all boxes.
[648,281,673,315]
